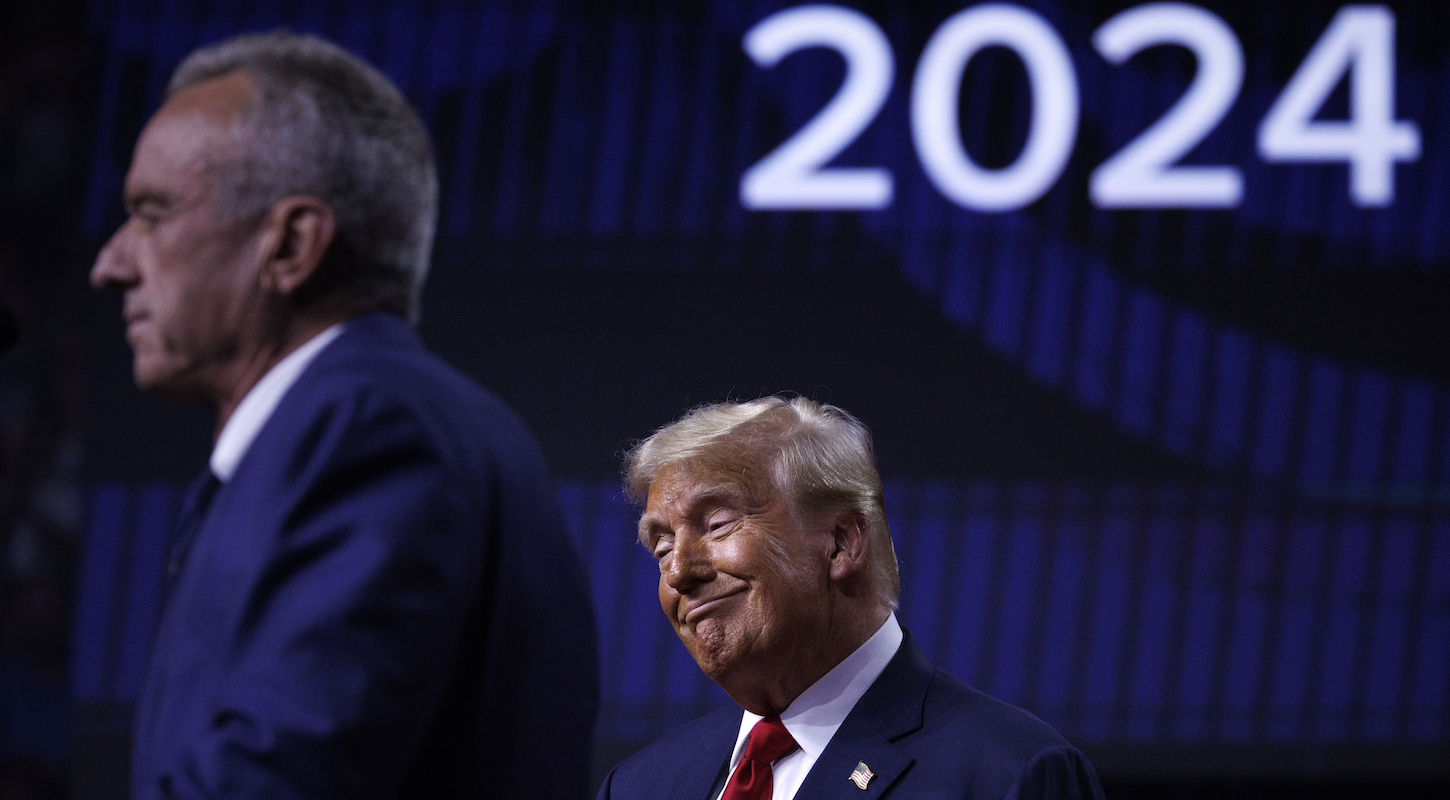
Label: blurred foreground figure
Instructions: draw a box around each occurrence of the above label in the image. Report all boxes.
[600,397,1103,800]
[90,31,597,800]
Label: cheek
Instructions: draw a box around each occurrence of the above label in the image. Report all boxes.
[657,571,680,621]
[710,536,757,575]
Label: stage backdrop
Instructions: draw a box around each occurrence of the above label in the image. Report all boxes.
[70,0,1448,794]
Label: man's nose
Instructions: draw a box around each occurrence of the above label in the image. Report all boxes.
[90,225,137,290]
[665,532,715,594]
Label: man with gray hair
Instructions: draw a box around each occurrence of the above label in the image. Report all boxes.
[90,31,597,799]
[598,397,1103,800]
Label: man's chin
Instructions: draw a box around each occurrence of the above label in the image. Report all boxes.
[680,623,741,681]
[133,360,205,403]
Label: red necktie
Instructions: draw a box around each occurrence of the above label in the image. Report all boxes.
[720,715,799,800]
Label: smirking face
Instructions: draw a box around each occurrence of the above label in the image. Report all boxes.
[641,463,846,713]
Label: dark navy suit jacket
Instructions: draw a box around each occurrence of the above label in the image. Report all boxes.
[132,313,599,800]
[597,632,1103,800]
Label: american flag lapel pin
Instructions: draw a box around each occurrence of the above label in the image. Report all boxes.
[848,761,875,790]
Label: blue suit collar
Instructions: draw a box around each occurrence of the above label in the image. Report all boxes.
[329,311,420,353]
[792,629,929,799]
[672,705,740,800]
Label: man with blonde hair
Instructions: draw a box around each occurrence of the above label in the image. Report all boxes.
[599,397,1103,800]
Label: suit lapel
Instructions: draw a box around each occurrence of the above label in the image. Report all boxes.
[164,469,222,600]
[667,706,740,800]
[795,631,933,799]
[801,740,912,800]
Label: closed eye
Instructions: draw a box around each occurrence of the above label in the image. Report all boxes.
[125,194,169,227]
[706,514,738,535]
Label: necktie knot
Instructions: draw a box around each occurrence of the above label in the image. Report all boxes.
[741,715,797,768]
[721,716,797,800]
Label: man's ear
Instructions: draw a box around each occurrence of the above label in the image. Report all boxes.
[258,195,336,297]
[827,510,871,584]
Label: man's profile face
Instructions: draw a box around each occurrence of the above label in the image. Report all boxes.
[641,465,836,700]
[90,72,270,401]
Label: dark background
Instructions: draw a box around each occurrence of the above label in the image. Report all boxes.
[1,1,1447,798]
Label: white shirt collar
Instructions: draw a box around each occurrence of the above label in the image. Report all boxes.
[209,323,346,482]
[724,612,903,788]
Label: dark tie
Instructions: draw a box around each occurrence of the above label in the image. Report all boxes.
[721,715,798,800]
[166,469,221,597]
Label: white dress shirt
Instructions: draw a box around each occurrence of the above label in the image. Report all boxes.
[209,324,345,482]
[715,612,904,800]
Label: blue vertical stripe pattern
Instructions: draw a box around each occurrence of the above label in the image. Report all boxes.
[538,18,590,236]
[1266,513,1326,741]
[1175,509,1228,741]
[983,223,1028,357]
[1251,346,1299,477]
[1035,494,1090,729]
[630,14,684,237]
[445,2,512,235]
[939,214,984,326]
[943,483,1001,689]
[74,479,1450,748]
[1025,244,1076,388]
[72,1,1450,755]
[1117,289,1164,437]
[1125,500,1184,741]
[1408,520,1450,741]
[588,15,644,238]
[1220,517,1276,742]
[990,488,1046,706]
[1346,372,1391,483]
[677,15,725,237]
[1162,311,1208,456]
[1316,516,1373,741]
[1205,330,1254,469]
[1362,517,1418,740]
[895,482,952,660]
[1072,267,1120,412]
[490,4,554,237]
[1299,359,1345,485]
[79,0,1450,494]
[1391,382,1436,484]
[1081,489,1135,739]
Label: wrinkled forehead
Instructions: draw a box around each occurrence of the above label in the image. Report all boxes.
[638,464,777,542]
[646,460,780,512]
[644,467,731,512]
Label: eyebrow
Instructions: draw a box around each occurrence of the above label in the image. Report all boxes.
[636,483,748,548]
[636,519,664,549]
[123,189,174,214]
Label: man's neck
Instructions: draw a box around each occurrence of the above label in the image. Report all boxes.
[728,604,890,716]
[211,310,355,439]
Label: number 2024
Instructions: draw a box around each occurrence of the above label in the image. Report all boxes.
[740,3,1421,212]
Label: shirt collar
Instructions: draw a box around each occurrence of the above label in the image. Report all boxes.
[732,612,903,763]
[209,323,346,482]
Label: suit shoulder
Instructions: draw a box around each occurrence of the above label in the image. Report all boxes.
[292,326,543,458]
[601,706,739,799]
[915,667,1073,759]
[903,669,1101,797]
[307,330,512,415]
[615,705,738,764]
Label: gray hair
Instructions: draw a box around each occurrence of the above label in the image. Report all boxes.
[625,397,900,609]
[168,31,437,321]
